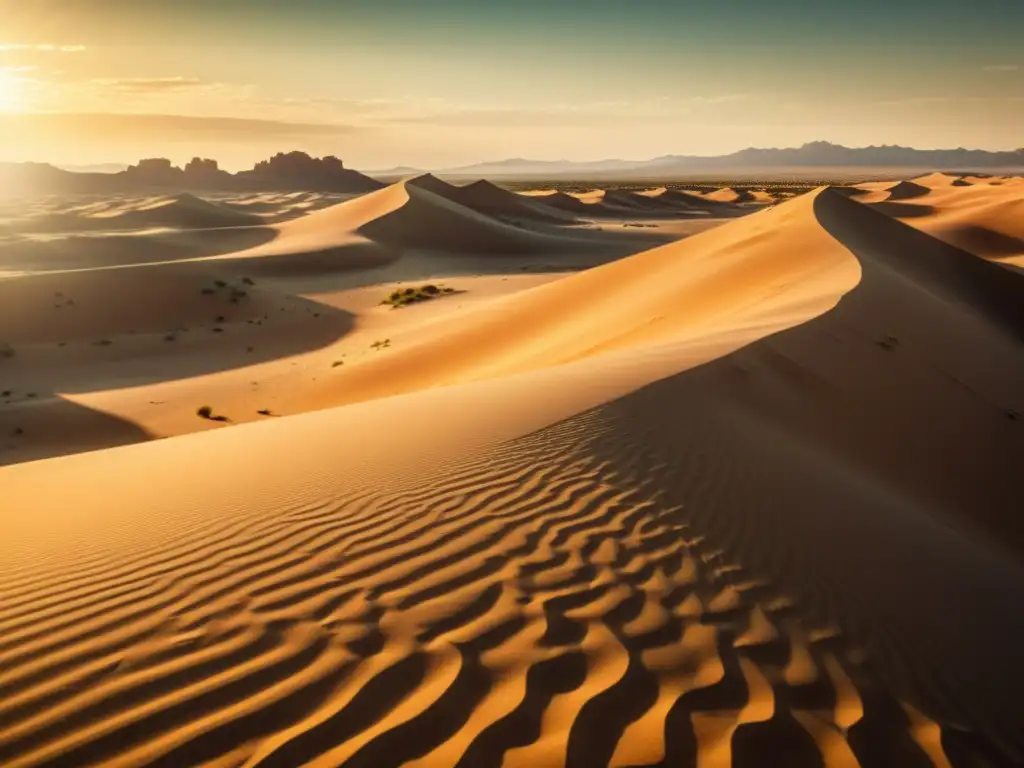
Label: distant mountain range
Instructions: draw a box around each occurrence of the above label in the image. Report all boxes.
[5,142,1024,197]
[421,142,1024,180]
[0,152,383,197]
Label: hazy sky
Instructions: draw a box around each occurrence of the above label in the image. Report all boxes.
[0,0,1021,170]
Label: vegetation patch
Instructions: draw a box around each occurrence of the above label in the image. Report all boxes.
[381,283,457,309]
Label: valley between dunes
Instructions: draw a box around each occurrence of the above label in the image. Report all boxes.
[1,173,1023,767]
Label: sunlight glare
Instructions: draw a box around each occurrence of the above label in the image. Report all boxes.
[0,71,23,112]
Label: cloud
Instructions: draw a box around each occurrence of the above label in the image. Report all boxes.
[873,96,952,106]
[89,77,216,94]
[983,65,1019,72]
[387,107,614,128]
[0,43,85,53]
[0,112,358,142]
[688,94,754,104]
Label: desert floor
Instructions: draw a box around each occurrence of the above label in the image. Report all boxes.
[1,173,1023,767]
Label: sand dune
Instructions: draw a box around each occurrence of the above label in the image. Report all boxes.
[863,174,1024,268]
[703,187,756,204]
[521,189,593,214]
[216,191,353,220]
[404,177,576,224]
[12,193,264,234]
[519,187,740,218]
[598,189,674,210]
[882,180,931,201]
[639,187,742,212]
[913,171,961,188]
[246,178,602,258]
[2,176,1024,767]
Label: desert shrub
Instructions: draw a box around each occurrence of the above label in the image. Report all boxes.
[242,277,255,286]
[382,284,457,308]
[214,279,228,288]
[201,288,216,295]
[197,405,213,419]
[332,360,344,367]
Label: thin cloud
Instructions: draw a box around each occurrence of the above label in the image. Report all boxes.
[983,65,1019,72]
[0,112,358,141]
[0,43,85,53]
[688,94,754,104]
[90,77,215,94]
[873,96,952,106]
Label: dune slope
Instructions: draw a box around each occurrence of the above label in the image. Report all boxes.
[250,180,600,258]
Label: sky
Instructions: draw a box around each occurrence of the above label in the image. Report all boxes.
[0,0,1021,170]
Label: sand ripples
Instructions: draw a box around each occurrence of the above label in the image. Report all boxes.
[0,410,981,767]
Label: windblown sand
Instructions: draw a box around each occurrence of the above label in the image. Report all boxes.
[1,175,1023,767]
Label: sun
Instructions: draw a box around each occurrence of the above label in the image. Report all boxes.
[0,71,23,112]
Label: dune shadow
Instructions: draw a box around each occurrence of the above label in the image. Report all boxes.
[866,201,936,218]
[1,299,356,396]
[0,257,357,461]
[222,240,403,279]
[0,225,278,272]
[885,181,931,201]
[817,189,1024,340]
[941,225,1024,258]
[0,395,154,466]
[0,288,355,463]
